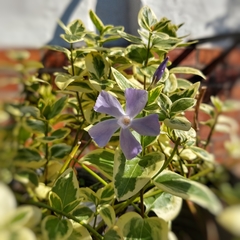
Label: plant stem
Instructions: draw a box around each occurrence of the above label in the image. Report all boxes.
[204,112,220,149]
[70,43,75,76]
[58,143,81,177]
[193,86,206,146]
[189,167,214,180]
[159,137,181,172]
[44,121,49,184]
[79,163,108,186]
[143,32,152,90]
[16,194,103,240]
[76,91,86,122]
[140,188,145,218]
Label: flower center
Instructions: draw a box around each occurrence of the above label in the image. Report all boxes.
[118,115,132,129]
[122,116,131,125]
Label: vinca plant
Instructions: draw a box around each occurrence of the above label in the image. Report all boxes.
[1,5,240,240]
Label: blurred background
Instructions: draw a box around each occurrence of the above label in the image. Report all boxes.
[0,0,240,171]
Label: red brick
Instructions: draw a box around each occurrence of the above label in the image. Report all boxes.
[198,48,222,66]
[226,49,240,66]
[168,48,197,66]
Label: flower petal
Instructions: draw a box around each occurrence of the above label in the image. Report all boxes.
[88,119,119,147]
[94,91,125,118]
[120,128,142,159]
[152,57,169,85]
[131,114,160,136]
[125,88,148,118]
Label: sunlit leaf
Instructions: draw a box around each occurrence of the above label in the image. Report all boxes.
[153,170,222,214]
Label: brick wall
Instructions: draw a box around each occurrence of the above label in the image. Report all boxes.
[1,48,240,172]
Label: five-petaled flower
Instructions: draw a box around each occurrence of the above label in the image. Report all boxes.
[88,88,160,159]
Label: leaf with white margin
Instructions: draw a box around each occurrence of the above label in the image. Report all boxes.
[0,228,36,240]
[217,205,240,237]
[116,212,168,240]
[52,168,79,209]
[41,216,72,240]
[68,221,92,240]
[0,183,16,226]
[5,206,41,229]
[104,225,123,240]
[98,204,116,227]
[113,149,165,201]
[153,170,222,215]
[144,190,182,221]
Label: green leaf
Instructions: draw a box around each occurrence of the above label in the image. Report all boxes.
[55,73,75,90]
[113,149,165,201]
[37,128,71,143]
[189,146,214,162]
[98,204,116,227]
[66,78,94,93]
[104,226,123,240]
[153,170,222,214]
[111,67,135,91]
[8,206,42,229]
[63,199,82,213]
[163,73,178,93]
[89,10,104,33]
[50,143,71,159]
[117,31,143,44]
[45,45,71,59]
[148,85,163,105]
[138,6,158,31]
[46,95,68,120]
[85,52,109,80]
[68,221,92,240]
[152,36,182,50]
[68,19,85,35]
[116,212,168,240]
[49,191,63,211]
[0,228,36,240]
[126,45,153,64]
[71,205,94,223]
[14,169,39,188]
[164,117,192,131]
[79,188,99,206]
[52,168,79,208]
[152,18,171,32]
[80,149,114,180]
[25,119,46,133]
[211,96,223,112]
[144,191,182,221]
[97,183,115,205]
[142,136,158,148]
[170,98,196,116]
[89,78,115,91]
[20,106,40,118]
[158,93,172,116]
[170,82,200,102]
[41,216,72,240]
[170,67,206,79]
[14,148,42,162]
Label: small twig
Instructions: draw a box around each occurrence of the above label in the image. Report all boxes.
[193,86,207,140]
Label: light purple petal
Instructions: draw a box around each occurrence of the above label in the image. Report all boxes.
[94,91,125,118]
[125,88,148,118]
[88,119,119,147]
[131,114,160,136]
[120,128,142,159]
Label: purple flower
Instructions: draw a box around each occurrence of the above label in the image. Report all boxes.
[152,57,169,85]
[88,88,160,159]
